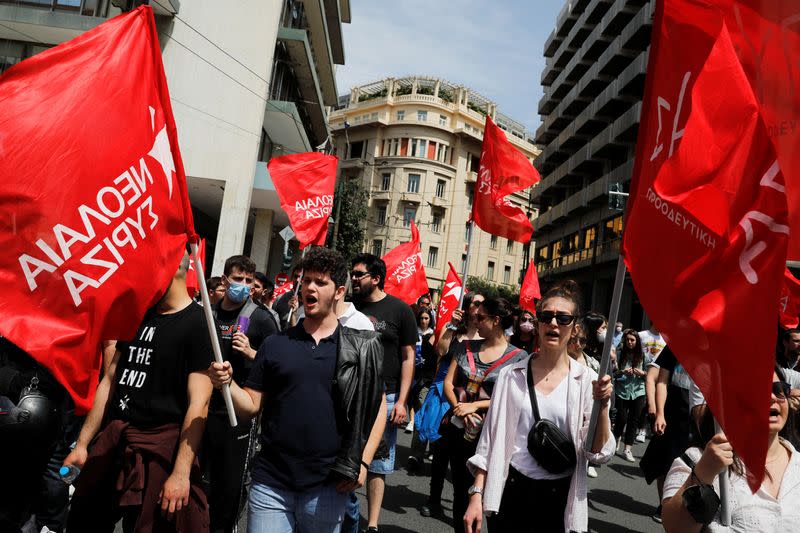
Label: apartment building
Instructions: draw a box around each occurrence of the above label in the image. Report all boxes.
[532,0,653,325]
[328,76,540,295]
[0,0,350,275]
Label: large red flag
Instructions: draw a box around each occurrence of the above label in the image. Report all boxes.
[186,238,206,298]
[622,0,791,489]
[519,260,540,315]
[0,6,194,412]
[780,268,800,329]
[433,262,464,341]
[472,116,540,243]
[267,153,338,248]
[382,221,429,305]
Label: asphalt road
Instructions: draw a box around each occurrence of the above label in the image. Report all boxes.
[234,429,665,533]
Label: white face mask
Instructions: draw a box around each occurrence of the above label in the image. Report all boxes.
[597,329,607,344]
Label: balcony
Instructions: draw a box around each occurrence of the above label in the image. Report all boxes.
[0,0,111,45]
[430,196,448,208]
[400,192,422,204]
[370,190,391,202]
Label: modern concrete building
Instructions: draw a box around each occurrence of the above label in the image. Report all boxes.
[0,0,350,275]
[532,0,653,326]
[328,76,540,296]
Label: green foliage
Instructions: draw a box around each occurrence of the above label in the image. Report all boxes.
[358,88,388,102]
[417,86,434,96]
[332,179,369,262]
[467,101,486,115]
[395,85,413,96]
[438,89,453,103]
[466,277,520,305]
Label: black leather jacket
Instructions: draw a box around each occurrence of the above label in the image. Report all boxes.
[330,326,384,481]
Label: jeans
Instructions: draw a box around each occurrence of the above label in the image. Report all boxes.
[341,492,360,533]
[247,481,347,533]
[368,393,397,475]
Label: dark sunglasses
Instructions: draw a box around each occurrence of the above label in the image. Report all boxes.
[469,300,485,307]
[475,313,496,322]
[538,311,577,326]
[350,270,371,280]
[773,381,792,401]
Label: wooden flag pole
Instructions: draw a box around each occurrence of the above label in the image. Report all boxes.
[583,254,626,452]
[191,241,238,428]
[458,220,475,309]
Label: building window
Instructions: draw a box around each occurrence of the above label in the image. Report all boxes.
[467,187,474,208]
[427,246,439,268]
[403,207,417,227]
[461,254,467,272]
[506,239,513,253]
[411,138,427,158]
[397,110,405,121]
[348,140,365,160]
[604,216,624,241]
[465,222,472,241]
[388,138,399,156]
[436,179,446,198]
[439,114,448,127]
[437,143,448,163]
[584,226,597,248]
[503,265,511,284]
[381,173,391,191]
[372,239,383,257]
[537,245,549,262]
[490,235,498,249]
[371,112,378,120]
[376,205,387,226]
[417,110,428,121]
[431,212,442,233]
[487,261,495,280]
[407,173,421,193]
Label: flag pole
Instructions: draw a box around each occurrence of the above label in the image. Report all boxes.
[191,241,238,428]
[714,421,731,524]
[286,246,308,325]
[583,254,626,453]
[458,220,475,309]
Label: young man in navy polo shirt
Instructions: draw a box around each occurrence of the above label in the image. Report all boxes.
[209,247,384,533]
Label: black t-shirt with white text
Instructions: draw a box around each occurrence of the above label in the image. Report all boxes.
[109,302,213,427]
[354,294,418,393]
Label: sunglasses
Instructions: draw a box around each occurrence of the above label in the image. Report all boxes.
[538,311,577,326]
[773,381,792,401]
[520,317,535,324]
[475,313,496,322]
[469,300,485,307]
[350,270,371,280]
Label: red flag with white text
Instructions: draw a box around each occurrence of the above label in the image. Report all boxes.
[519,260,540,315]
[472,116,540,243]
[382,221,429,305]
[622,0,791,489]
[0,6,194,412]
[433,263,464,341]
[273,281,295,299]
[780,268,800,329]
[186,238,206,298]
[267,153,338,248]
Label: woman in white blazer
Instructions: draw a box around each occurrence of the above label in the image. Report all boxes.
[463,280,615,533]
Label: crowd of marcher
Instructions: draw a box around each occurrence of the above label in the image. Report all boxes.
[2,246,800,533]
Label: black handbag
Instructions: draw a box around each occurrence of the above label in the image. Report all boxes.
[526,362,577,475]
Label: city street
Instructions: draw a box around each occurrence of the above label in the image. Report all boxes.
[235,429,663,533]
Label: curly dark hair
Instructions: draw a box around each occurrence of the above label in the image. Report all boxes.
[298,246,348,288]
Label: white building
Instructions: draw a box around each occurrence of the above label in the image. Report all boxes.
[0,0,350,275]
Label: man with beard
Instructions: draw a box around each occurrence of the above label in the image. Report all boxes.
[780,328,800,370]
[350,253,417,533]
[64,250,214,531]
[208,247,384,532]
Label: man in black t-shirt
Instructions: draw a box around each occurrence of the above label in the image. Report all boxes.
[64,251,214,532]
[350,253,418,532]
[208,247,385,533]
[204,255,278,533]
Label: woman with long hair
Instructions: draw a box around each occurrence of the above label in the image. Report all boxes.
[612,329,647,462]
[662,368,800,531]
[510,309,537,355]
[407,309,438,466]
[442,297,527,533]
[463,281,614,533]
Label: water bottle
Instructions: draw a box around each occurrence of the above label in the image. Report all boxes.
[59,465,80,484]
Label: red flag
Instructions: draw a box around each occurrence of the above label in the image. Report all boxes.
[622,0,790,489]
[472,116,540,243]
[519,260,540,314]
[433,262,464,341]
[186,238,206,298]
[780,268,800,329]
[0,6,194,413]
[721,2,800,260]
[267,153,338,248]
[273,281,294,299]
[382,221,429,305]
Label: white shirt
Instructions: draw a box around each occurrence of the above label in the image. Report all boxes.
[338,302,374,331]
[639,329,666,366]
[663,441,800,532]
[510,374,572,480]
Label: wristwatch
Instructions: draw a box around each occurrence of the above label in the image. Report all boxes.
[467,485,483,496]
[446,323,459,331]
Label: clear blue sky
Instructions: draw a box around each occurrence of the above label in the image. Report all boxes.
[336,0,565,135]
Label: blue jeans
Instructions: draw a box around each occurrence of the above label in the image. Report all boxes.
[341,492,360,533]
[248,481,347,533]
[367,392,397,475]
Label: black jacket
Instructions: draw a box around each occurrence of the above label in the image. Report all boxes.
[330,326,384,481]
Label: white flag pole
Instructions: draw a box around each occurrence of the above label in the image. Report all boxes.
[190,241,237,427]
[286,246,308,325]
[458,220,475,309]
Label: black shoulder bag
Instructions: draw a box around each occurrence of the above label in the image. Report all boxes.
[526,362,577,475]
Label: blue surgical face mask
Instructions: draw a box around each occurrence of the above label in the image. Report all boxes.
[226,282,250,304]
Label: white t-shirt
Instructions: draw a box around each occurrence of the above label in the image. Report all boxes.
[663,441,800,532]
[510,374,572,480]
[338,302,374,331]
[639,329,666,366]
